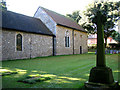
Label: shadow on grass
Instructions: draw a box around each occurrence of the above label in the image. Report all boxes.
[1,67,120,89]
[1,54,119,88]
[1,67,87,88]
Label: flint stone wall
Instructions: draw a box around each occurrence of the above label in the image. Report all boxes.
[56,25,88,55]
[2,29,53,60]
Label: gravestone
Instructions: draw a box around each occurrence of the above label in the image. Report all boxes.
[110,50,113,54]
[116,50,118,54]
[114,50,117,54]
[107,50,109,54]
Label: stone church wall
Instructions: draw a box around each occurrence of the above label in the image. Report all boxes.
[34,7,88,56]
[74,30,88,54]
[30,33,53,58]
[56,25,88,55]
[56,25,73,55]
[34,7,57,55]
[2,29,53,60]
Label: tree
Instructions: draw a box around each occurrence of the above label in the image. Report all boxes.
[83,1,120,47]
[0,0,7,10]
[112,31,120,43]
[66,11,81,23]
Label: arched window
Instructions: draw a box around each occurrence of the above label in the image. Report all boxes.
[16,34,22,51]
[65,31,70,47]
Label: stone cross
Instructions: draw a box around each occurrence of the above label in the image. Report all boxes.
[85,11,118,88]
[96,11,106,67]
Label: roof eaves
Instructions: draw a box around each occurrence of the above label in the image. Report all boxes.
[57,23,87,33]
[2,27,55,36]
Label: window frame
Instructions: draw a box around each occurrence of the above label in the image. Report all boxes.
[15,33,23,52]
[65,36,70,47]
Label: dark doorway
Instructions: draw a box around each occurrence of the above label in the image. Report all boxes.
[80,46,82,54]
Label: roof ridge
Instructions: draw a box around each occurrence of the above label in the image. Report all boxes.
[1,9,44,23]
[39,6,87,33]
[2,10,34,18]
[40,6,79,24]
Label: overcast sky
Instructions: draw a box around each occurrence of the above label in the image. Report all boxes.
[6,0,119,17]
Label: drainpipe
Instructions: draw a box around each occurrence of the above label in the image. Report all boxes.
[53,36,56,56]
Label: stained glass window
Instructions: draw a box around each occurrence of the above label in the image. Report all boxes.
[16,34,22,51]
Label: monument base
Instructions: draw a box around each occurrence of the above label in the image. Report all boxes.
[85,81,119,89]
[89,66,114,84]
[84,66,119,89]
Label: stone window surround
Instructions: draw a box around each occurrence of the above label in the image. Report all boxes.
[15,32,24,52]
[65,30,70,48]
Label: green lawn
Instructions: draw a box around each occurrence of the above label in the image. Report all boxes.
[1,53,119,88]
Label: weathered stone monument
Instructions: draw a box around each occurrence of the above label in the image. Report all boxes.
[85,11,118,89]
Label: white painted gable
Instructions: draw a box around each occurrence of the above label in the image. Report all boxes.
[34,7,57,35]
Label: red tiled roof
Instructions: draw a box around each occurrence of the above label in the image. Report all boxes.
[41,7,87,33]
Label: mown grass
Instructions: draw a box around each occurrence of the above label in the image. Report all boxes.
[1,53,119,88]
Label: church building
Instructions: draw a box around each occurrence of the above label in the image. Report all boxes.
[0,7,88,61]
